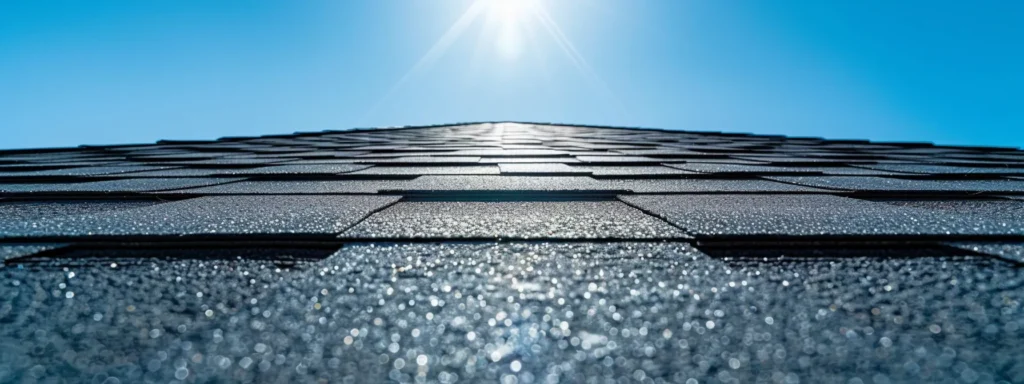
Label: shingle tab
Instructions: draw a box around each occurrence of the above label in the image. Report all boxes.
[0,165,176,177]
[570,165,693,176]
[872,198,1024,224]
[621,194,1020,237]
[0,243,64,262]
[0,200,161,220]
[667,163,897,175]
[342,201,687,239]
[942,243,1024,264]
[347,166,500,175]
[171,180,401,194]
[391,176,615,192]
[768,176,1024,193]
[0,178,243,193]
[605,178,832,193]
[497,163,588,174]
[213,164,371,175]
[947,242,1024,263]
[856,164,1024,175]
[0,195,399,238]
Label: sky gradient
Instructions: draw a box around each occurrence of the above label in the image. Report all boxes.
[1,0,1022,149]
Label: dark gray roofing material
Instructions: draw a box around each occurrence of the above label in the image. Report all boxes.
[2,122,1024,383]
[347,165,501,175]
[768,176,1024,193]
[0,177,242,193]
[621,194,1022,237]
[0,200,161,221]
[0,195,399,238]
[4,242,1016,382]
[342,201,687,239]
[947,242,1024,263]
[0,243,63,262]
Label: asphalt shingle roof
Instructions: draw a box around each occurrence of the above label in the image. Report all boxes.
[1,122,1023,383]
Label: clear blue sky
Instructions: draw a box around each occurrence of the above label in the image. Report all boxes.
[1,0,1022,149]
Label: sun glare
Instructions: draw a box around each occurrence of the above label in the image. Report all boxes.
[365,0,620,121]
[486,0,537,23]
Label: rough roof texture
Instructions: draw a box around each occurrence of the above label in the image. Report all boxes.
[1,122,1023,383]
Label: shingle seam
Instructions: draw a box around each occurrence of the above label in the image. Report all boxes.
[614,195,697,236]
[333,194,405,235]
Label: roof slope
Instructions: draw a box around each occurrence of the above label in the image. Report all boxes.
[1,122,1023,382]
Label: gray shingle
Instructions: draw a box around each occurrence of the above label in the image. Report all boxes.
[0,178,243,193]
[342,201,687,239]
[872,199,1024,224]
[667,163,897,175]
[361,156,481,164]
[172,180,403,194]
[0,200,161,220]
[768,176,1024,193]
[0,165,177,177]
[946,242,1024,264]
[570,165,693,176]
[604,179,831,193]
[392,176,614,192]
[0,244,64,262]
[856,164,1024,175]
[112,168,224,177]
[347,166,500,175]
[620,194,1020,237]
[3,241,1003,382]
[576,155,661,163]
[0,195,399,238]
[478,157,581,163]
[213,164,371,175]
[497,163,588,175]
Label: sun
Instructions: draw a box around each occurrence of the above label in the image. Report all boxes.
[481,0,540,59]
[485,0,539,24]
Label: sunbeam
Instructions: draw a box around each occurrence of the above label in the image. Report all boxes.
[532,4,628,117]
[363,0,625,123]
[360,1,489,124]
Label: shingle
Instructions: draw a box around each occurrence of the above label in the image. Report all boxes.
[448,149,568,156]
[0,244,64,262]
[5,241,1004,382]
[0,178,243,193]
[166,180,403,194]
[620,194,1020,237]
[946,243,1024,264]
[666,163,897,175]
[0,165,177,177]
[856,164,1024,175]
[159,158,289,165]
[478,157,580,163]
[347,166,500,175]
[731,156,854,164]
[391,176,614,192]
[112,168,224,177]
[0,195,399,238]
[575,155,661,163]
[871,199,1024,224]
[0,200,161,220]
[361,156,481,164]
[7,246,337,267]
[570,165,693,176]
[342,201,686,239]
[213,164,371,175]
[497,163,589,175]
[768,176,1024,193]
[603,178,831,193]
